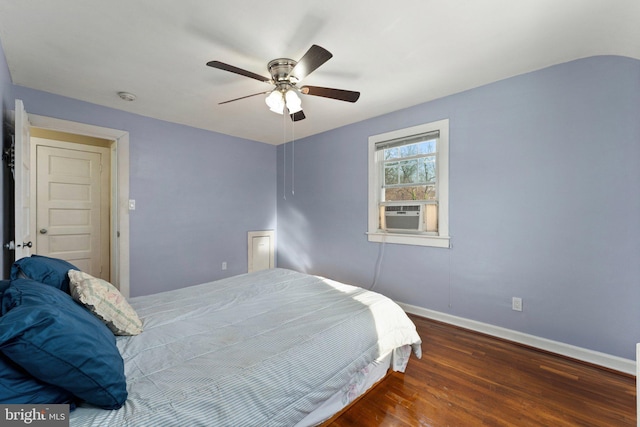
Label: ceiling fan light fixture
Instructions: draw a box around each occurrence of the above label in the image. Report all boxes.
[265,90,285,114]
[285,89,302,114]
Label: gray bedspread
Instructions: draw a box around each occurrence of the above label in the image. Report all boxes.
[70,268,422,426]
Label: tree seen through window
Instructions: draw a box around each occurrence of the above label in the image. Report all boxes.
[383,139,437,201]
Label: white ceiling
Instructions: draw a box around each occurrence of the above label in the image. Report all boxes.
[0,1,638,145]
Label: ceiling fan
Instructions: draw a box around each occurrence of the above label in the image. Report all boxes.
[206,45,360,122]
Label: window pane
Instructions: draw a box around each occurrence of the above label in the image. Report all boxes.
[399,159,418,183]
[418,139,437,154]
[384,147,399,160]
[384,141,437,185]
[423,185,436,200]
[418,157,436,182]
[384,185,436,201]
[384,162,398,185]
[399,143,419,158]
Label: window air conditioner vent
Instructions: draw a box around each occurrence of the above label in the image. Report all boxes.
[383,204,423,231]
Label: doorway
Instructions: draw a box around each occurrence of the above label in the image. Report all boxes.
[24,111,130,297]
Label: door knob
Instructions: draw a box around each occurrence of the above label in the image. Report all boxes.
[40,229,48,234]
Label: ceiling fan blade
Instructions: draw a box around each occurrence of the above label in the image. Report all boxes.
[288,45,332,81]
[206,60,271,83]
[290,110,306,122]
[219,91,270,105]
[300,86,360,103]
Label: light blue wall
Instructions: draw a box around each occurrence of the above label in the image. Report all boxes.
[10,86,278,297]
[276,56,640,360]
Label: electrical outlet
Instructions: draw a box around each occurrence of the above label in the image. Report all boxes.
[512,297,523,312]
[221,262,227,270]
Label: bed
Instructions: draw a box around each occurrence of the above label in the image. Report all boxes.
[1,258,421,427]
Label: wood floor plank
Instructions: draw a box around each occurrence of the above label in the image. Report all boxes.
[325,315,636,426]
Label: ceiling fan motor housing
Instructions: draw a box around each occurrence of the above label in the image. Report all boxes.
[268,58,298,85]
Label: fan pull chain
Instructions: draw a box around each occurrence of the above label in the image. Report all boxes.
[282,110,287,200]
[291,119,295,196]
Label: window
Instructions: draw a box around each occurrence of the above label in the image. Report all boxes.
[368,119,449,247]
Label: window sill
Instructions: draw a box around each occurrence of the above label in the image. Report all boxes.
[367,232,450,248]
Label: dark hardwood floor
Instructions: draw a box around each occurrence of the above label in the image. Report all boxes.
[325,315,636,426]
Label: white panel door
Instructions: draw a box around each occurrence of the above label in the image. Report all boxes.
[36,143,110,279]
[14,99,32,260]
[248,230,274,273]
[251,236,271,272]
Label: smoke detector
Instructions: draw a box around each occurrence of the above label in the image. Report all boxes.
[117,91,137,102]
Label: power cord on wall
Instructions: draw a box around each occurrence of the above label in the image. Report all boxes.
[370,230,388,291]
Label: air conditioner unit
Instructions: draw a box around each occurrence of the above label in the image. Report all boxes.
[384,205,423,232]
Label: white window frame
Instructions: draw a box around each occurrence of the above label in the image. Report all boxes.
[367,119,450,248]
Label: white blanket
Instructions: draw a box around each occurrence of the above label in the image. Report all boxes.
[70,269,422,426]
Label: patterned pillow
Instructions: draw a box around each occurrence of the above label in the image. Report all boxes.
[68,270,143,336]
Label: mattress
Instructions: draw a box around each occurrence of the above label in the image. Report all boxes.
[69,268,422,426]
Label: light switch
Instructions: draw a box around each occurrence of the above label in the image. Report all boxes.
[129,199,136,210]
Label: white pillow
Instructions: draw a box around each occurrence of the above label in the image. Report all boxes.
[68,270,143,336]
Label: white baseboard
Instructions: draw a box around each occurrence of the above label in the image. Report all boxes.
[398,302,636,376]
[636,344,639,427]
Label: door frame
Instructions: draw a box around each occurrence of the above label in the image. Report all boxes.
[27,114,130,297]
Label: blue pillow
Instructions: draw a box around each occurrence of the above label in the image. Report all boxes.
[0,279,127,409]
[0,279,9,294]
[0,352,76,405]
[10,255,79,293]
